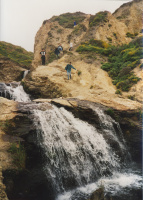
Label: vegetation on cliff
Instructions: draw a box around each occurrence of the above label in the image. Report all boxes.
[8,142,26,170]
[77,37,142,91]
[51,12,86,28]
[101,38,142,91]
[89,11,108,27]
[0,41,33,67]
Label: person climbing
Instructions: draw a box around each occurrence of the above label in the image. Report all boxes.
[74,21,76,27]
[58,44,63,52]
[69,42,73,51]
[65,62,76,80]
[55,47,60,59]
[40,48,46,65]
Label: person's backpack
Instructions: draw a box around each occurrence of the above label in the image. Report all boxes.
[58,46,63,51]
[55,48,58,54]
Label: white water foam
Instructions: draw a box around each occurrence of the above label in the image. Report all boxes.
[23,70,30,78]
[57,171,142,200]
[92,107,126,150]
[33,105,131,194]
[5,83,31,102]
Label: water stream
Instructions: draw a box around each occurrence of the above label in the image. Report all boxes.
[0,82,31,102]
[33,105,142,200]
[1,83,142,200]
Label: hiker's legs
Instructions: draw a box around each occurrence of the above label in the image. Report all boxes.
[56,53,59,59]
[67,71,71,80]
[42,56,45,65]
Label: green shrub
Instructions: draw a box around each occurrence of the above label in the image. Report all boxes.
[107,37,112,42]
[48,50,57,63]
[0,41,33,67]
[76,39,111,56]
[72,24,87,35]
[118,66,131,77]
[140,63,143,68]
[89,11,108,27]
[52,12,86,28]
[8,142,26,170]
[115,89,122,95]
[78,70,82,76]
[116,80,131,91]
[77,38,141,92]
[57,29,63,34]
[101,42,141,91]
[113,32,117,39]
[48,31,53,37]
[106,108,114,117]
[128,95,135,101]
[101,63,112,71]
[126,32,138,38]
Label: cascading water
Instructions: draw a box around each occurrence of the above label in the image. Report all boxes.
[32,104,142,200]
[0,82,31,102]
[1,80,141,199]
[23,70,30,78]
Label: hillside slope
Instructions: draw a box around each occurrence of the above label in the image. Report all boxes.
[0,42,33,82]
[23,0,142,110]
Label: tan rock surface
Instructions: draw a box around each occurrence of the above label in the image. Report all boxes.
[33,1,142,67]
[0,58,27,83]
[28,51,142,110]
[0,98,18,200]
[26,0,142,111]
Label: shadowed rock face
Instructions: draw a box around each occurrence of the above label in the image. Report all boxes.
[0,58,26,83]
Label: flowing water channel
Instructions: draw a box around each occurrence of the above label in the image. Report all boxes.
[0,82,142,200]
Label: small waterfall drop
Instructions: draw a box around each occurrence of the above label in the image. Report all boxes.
[0,82,31,102]
[23,70,30,78]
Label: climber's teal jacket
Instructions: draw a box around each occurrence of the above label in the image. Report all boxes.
[65,64,76,72]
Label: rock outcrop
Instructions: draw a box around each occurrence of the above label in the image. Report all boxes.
[33,0,142,67]
[0,41,33,83]
[0,58,26,83]
[0,167,8,200]
[113,0,142,34]
[24,51,142,110]
[23,0,142,111]
[0,98,18,200]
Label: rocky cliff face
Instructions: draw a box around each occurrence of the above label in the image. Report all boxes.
[0,98,17,200]
[22,0,142,111]
[33,0,142,66]
[0,41,33,83]
[0,58,26,83]
[24,52,142,110]
[113,0,142,34]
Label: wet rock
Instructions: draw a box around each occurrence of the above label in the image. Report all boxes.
[88,187,104,200]
[0,167,8,200]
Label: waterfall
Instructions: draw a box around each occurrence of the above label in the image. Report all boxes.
[92,107,131,162]
[0,82,31,102]
[32,104,142,199]
[1,78,141,199]
[23,70,30,78]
